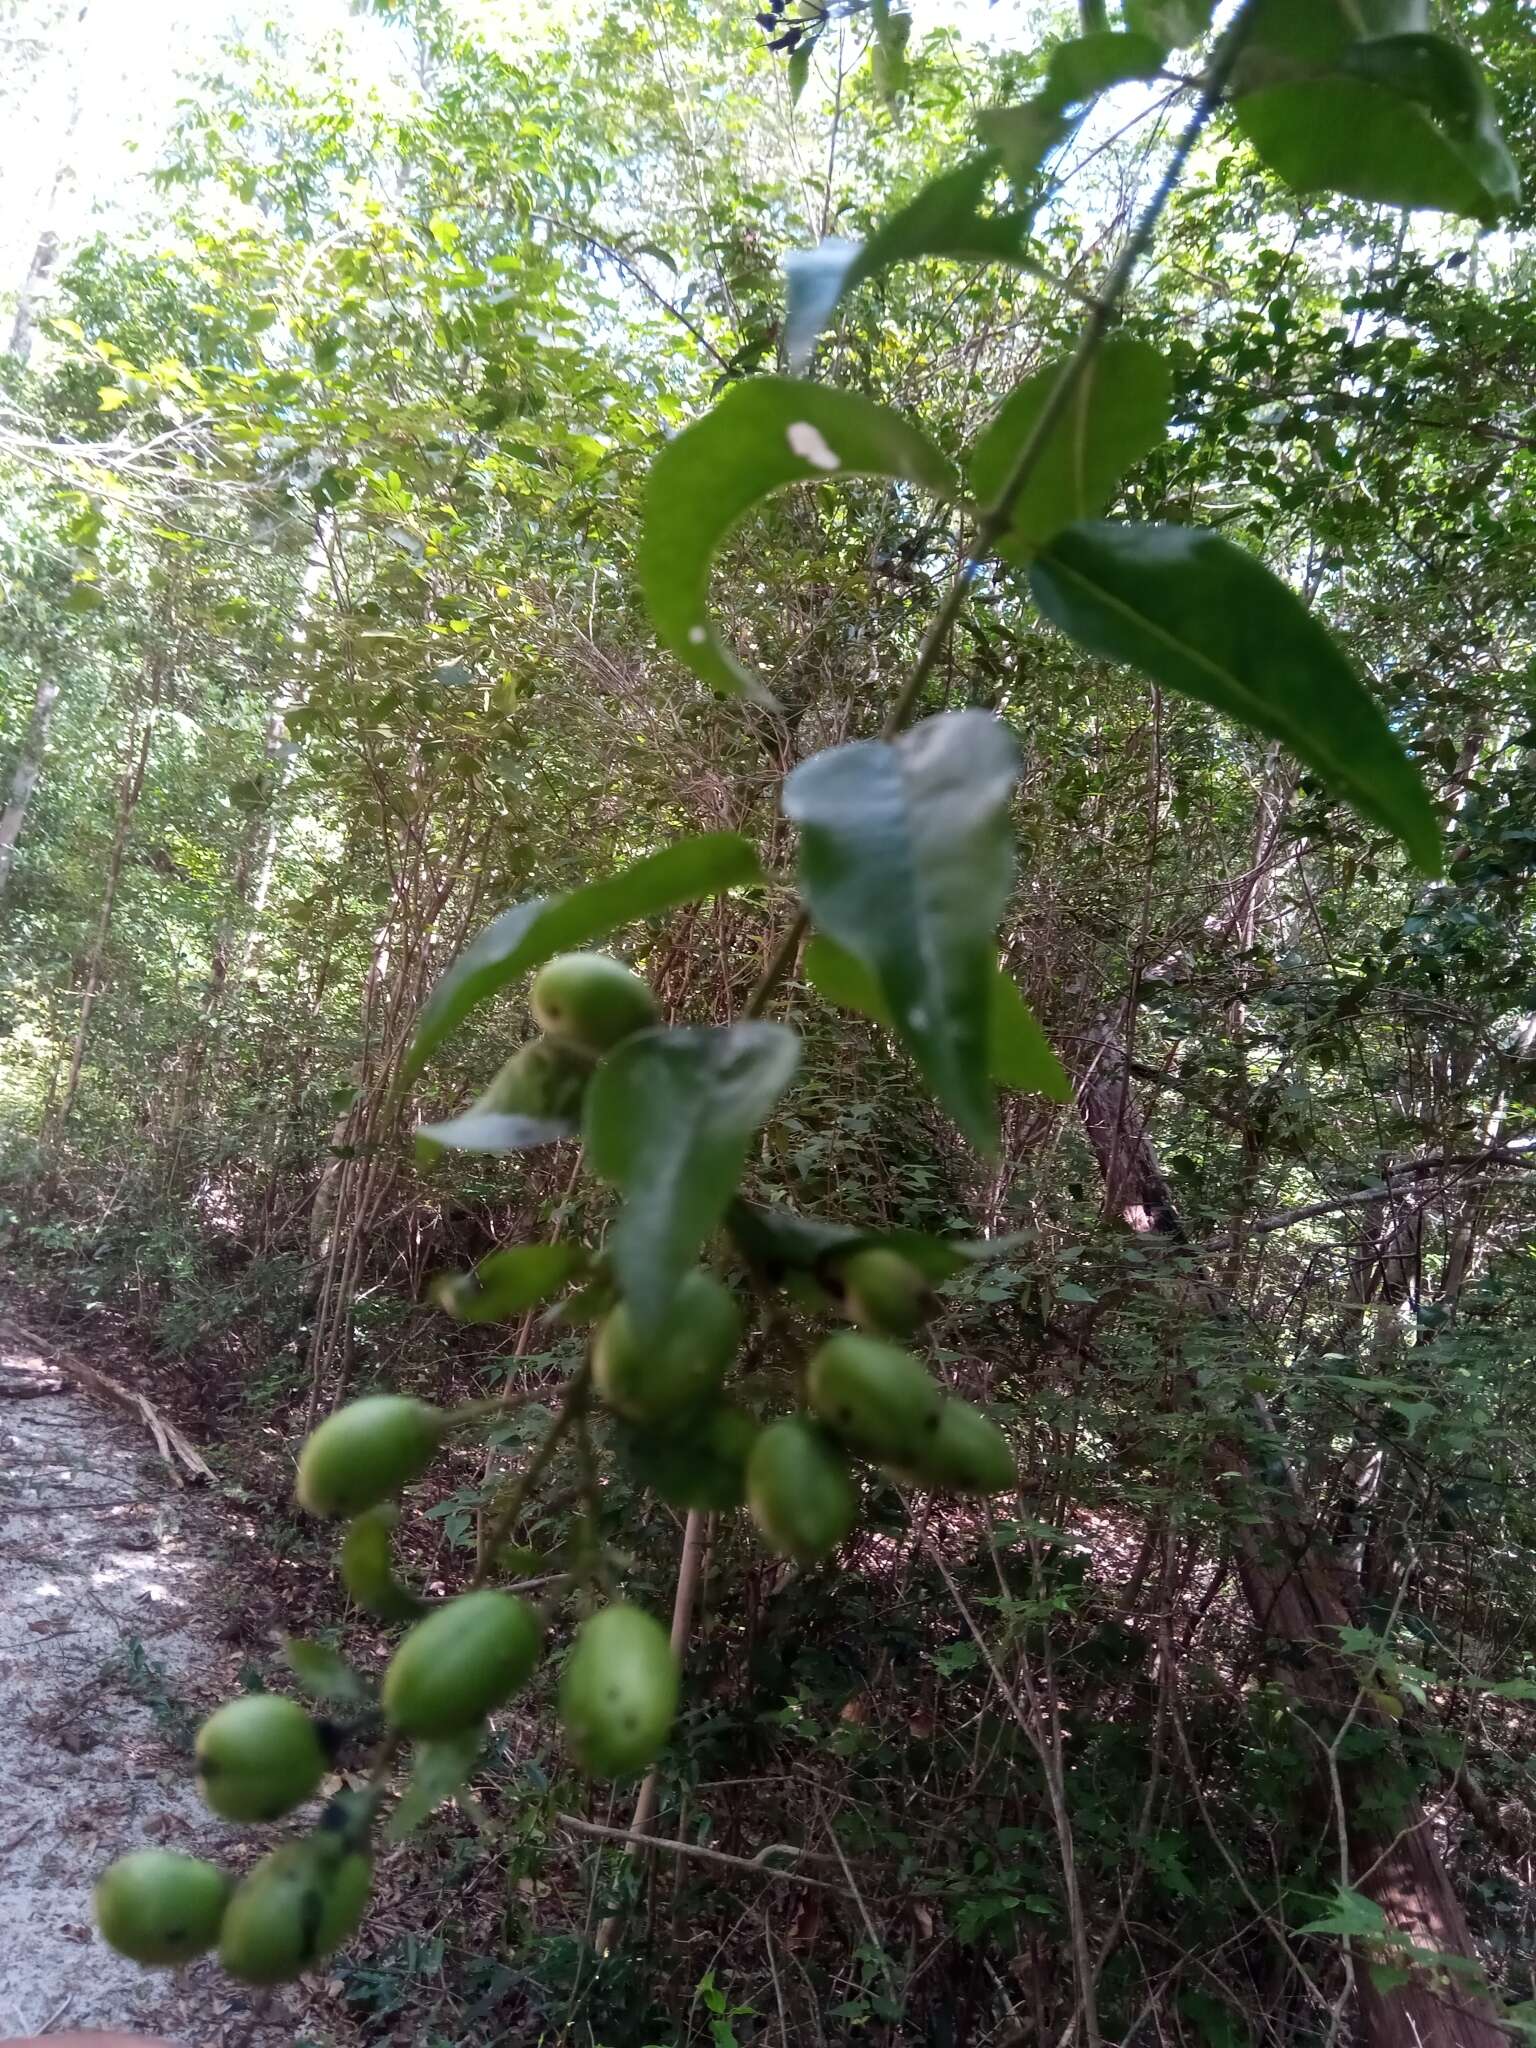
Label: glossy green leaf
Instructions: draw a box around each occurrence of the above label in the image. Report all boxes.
[968,336,1172,555]
[584,1023,801,1334]
[639,378,957,694]
[784,155,1036,371]
[1234,0,1519,224]
[1029,522,1442,874]
[387,1729,485,1843]
[1123,0,1215,46]
[405,832,762,1079]
[803,935,1069,1101]
[431,1243,586,1322]
[784,710,1021,1152]
[283,1637,368,1705]
[415,1107,576,1156]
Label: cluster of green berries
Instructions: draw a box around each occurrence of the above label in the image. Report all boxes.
[94,953,1014,1983]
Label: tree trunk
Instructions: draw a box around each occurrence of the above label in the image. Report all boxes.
[1073,1013,1507,2048]
[0,675,61,901]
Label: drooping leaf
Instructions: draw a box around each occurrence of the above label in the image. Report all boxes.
[1234,0,1519,224]
[974,101,1071,187]
[784,710,1021,1152]
[405,833,762,1079]
[784,155,1036,371]
[1029,523,1442,874]
[415,1108,576,1156]
[968,336,1172,555]
[1124,0,1216,47]
[803,935,1070,1101]
[1296,1886,1394,1941]
[387,1728,485,1842]
[584,1023,801,1333]
[639,378,957,695]
[283,1637,369,1705]
[431,1243,587,1322]
[787,40,812,103]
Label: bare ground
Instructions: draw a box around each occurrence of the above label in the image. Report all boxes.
[0,1321,311,2047]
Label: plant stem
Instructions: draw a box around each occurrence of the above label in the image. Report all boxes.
[472,1363,589,1582]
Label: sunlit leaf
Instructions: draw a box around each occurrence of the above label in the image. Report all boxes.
[639,378,956,698]
[405,833,762,1079]
[1029,522,1442,874]
[784,710,1021,1152]
[584,1023,801,1333]
[968,336,1172,554]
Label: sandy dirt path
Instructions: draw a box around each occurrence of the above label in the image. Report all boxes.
[0,1322,302,2047]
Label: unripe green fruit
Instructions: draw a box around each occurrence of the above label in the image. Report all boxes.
[477,1038,589,1122]
[195,1695,326,1824]
[218,1838,372,1985]
[94,1849,230,1966]
[530,952,659,1054]
[806,1333,944,1463]
[593,1270,741,1422]
[339,1505,428,1622]
[382,1588,541,1737]
[890,1398,1015,1496]
[831,1246,934,1338]
[559,1603,679,1778]
[296,1395,445,1518]
[619,1400,760,1511]
[746,1416,857,1564]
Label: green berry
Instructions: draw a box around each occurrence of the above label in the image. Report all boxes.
[559,1603,679,1778]
[806,1332,943,1463]
[530,952,658,1055]
[893,1398,1015,1496]
[196,1695,326,1824]
[830,1246,934,1338]
[382,1588,541,1738]
[296,1395,444,1518]
[94,1849,229,1966]
[218,1838,372,1985]
[746,1416,857,1564]
[593,1270,741,1423]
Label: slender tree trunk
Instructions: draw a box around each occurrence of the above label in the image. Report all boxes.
[1073,1014,1506,2048]
[0,675,61,901]
[7,4,88,365]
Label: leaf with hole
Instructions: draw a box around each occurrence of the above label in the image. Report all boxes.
[785,154,1038,372]
[584,1023,801,1334]
[405,833,762,1079]
[785,710,1021,1152]
[1029,523,1441,874]
[803,936,1068,1100]
[640,379,956,698]
[1234,0,1519,224]
[968,336,1172,555]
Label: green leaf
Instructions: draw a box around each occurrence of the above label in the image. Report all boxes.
[282,1637,369,1705]
[386,1728,485,1843]
[1234,1,1519,224]
[725,1197,984,1283]
[1029,523,1441,874]
[416,1108,576,1155]
[1296,1886,1393,1941]
[803,936,1069,1101]
[784,154,1036,371]
[968,336,1172,555]
[405,833,762,1079]
[639,378,957,696]
[784,710,1021,1152]
[431,1242,586,1322]
[870,0,912,105]
[1040,29,1164,106]
[787,41,812,104]
[1123,0,1215,46]
[584,1023,801,1334]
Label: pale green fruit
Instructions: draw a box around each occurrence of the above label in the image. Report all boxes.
[805,1333,943,1463]
[94,1850,229,1966]
[195,1695,325,1823]
[296,1395,444,1518]
[530,953,659,1055]
[593,1270,741,1422]
[382,1588,541,1737]
[218,1838,372,1984]
[560,1603,679,1778]
[890,1398,1015,1496]
[746,1416,857,1564]
[830,1246,934,1338]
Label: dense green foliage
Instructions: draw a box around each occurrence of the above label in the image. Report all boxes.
[6,0,1536,2042]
